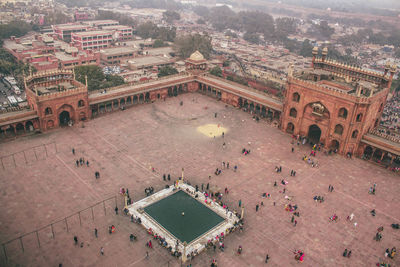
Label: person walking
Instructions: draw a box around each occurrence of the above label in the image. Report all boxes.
[294,220,297,227]
[145,251,149,259]
[74,236,78,245]
[291,147,294,152]
[227,162,229,169]
[72,148,75,155]
[256,204,259,212]
[94,228,98,238]
[265,254,270,263]
[291,215,294,223]
[163,174,166,181]
[239,199,242,207]
[115,206,118,215]
[234,165,237,172]
[100,247,104,255]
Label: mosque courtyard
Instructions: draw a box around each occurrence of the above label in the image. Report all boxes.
[0,92,399,267]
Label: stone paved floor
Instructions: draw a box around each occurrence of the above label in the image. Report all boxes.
[0,93,399,267]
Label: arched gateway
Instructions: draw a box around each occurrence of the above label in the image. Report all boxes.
[308,124,321,144]
[59,111,70,126]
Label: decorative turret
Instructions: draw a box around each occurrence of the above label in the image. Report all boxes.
[387,64,397,89]
[321,47,328,62]
[185,50,207,73]
[311,46,318,68]
[384,62,391,76]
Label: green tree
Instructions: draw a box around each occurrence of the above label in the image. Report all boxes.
[275,17,297,39]
[196,18,206,24]
[299,40,314,57]
[0,20,34,46]
[153,39,167,48]
[74,65,124,91]
[163,10,180,23]
[394,48,400,59]
[345,48,353,56]
[173,33,212,59]
[243,32,261,45]
[158,65,178,77]
[193,5,209,17]
[209,66,222,77]
[0,48,32,77]
[136,21,176,42]
[96,10,136,26]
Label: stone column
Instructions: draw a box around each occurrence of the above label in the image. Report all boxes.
[182,241,188,262]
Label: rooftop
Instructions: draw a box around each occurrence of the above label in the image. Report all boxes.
[53,24,89,30]
[71,30,113,37]
[100,47,137,56]
[128,56,171,67]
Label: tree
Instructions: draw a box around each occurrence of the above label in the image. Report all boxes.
[163,10,180,23]
[275,17,297,39]
[209,66,222,77]
[0,48,32,84]
[136,21,176,42]
[153,39,167,48]
[243,32,261,45]
[299,40,314,57]
[0,20,34,46]
[96,10,136,26]
[394,48,400,59]
[74,65,124,91]
[173,34,212,59]
[196,18,206,25]
[193,5,209,17]
[158,66,178,77]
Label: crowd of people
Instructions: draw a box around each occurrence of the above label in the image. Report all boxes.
[380,91,400,133]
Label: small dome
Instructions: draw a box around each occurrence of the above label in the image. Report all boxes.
[189,50,204,61]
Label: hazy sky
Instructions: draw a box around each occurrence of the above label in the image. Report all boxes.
[266,0,400,10]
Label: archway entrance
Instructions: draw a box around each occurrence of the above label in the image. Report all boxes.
[308,124,321,144]
[330,140,340,151]
[59,111,70,126]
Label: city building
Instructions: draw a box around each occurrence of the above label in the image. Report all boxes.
[71,30,113,50]
[101,25,133,41]
[100,47,136,65]
[24,69,90,130]
[127,55,174,70]
[52,24,90,41]
[84,20,119,28]
[3,34,100,71]
[282,47,397,159]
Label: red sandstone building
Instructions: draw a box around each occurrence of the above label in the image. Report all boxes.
[0,50,398,170]
[71,30,113,51]
[282,47,396,160]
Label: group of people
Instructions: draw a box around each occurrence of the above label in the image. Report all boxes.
[75,157,89,167]
[242,148,251,155]
[384,247,396,259]
[162,174,171,181]
[144,187,154,196]
[313,195,325,203]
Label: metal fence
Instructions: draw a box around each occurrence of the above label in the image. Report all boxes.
[0,195,117,263]
[0,142,57,170]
